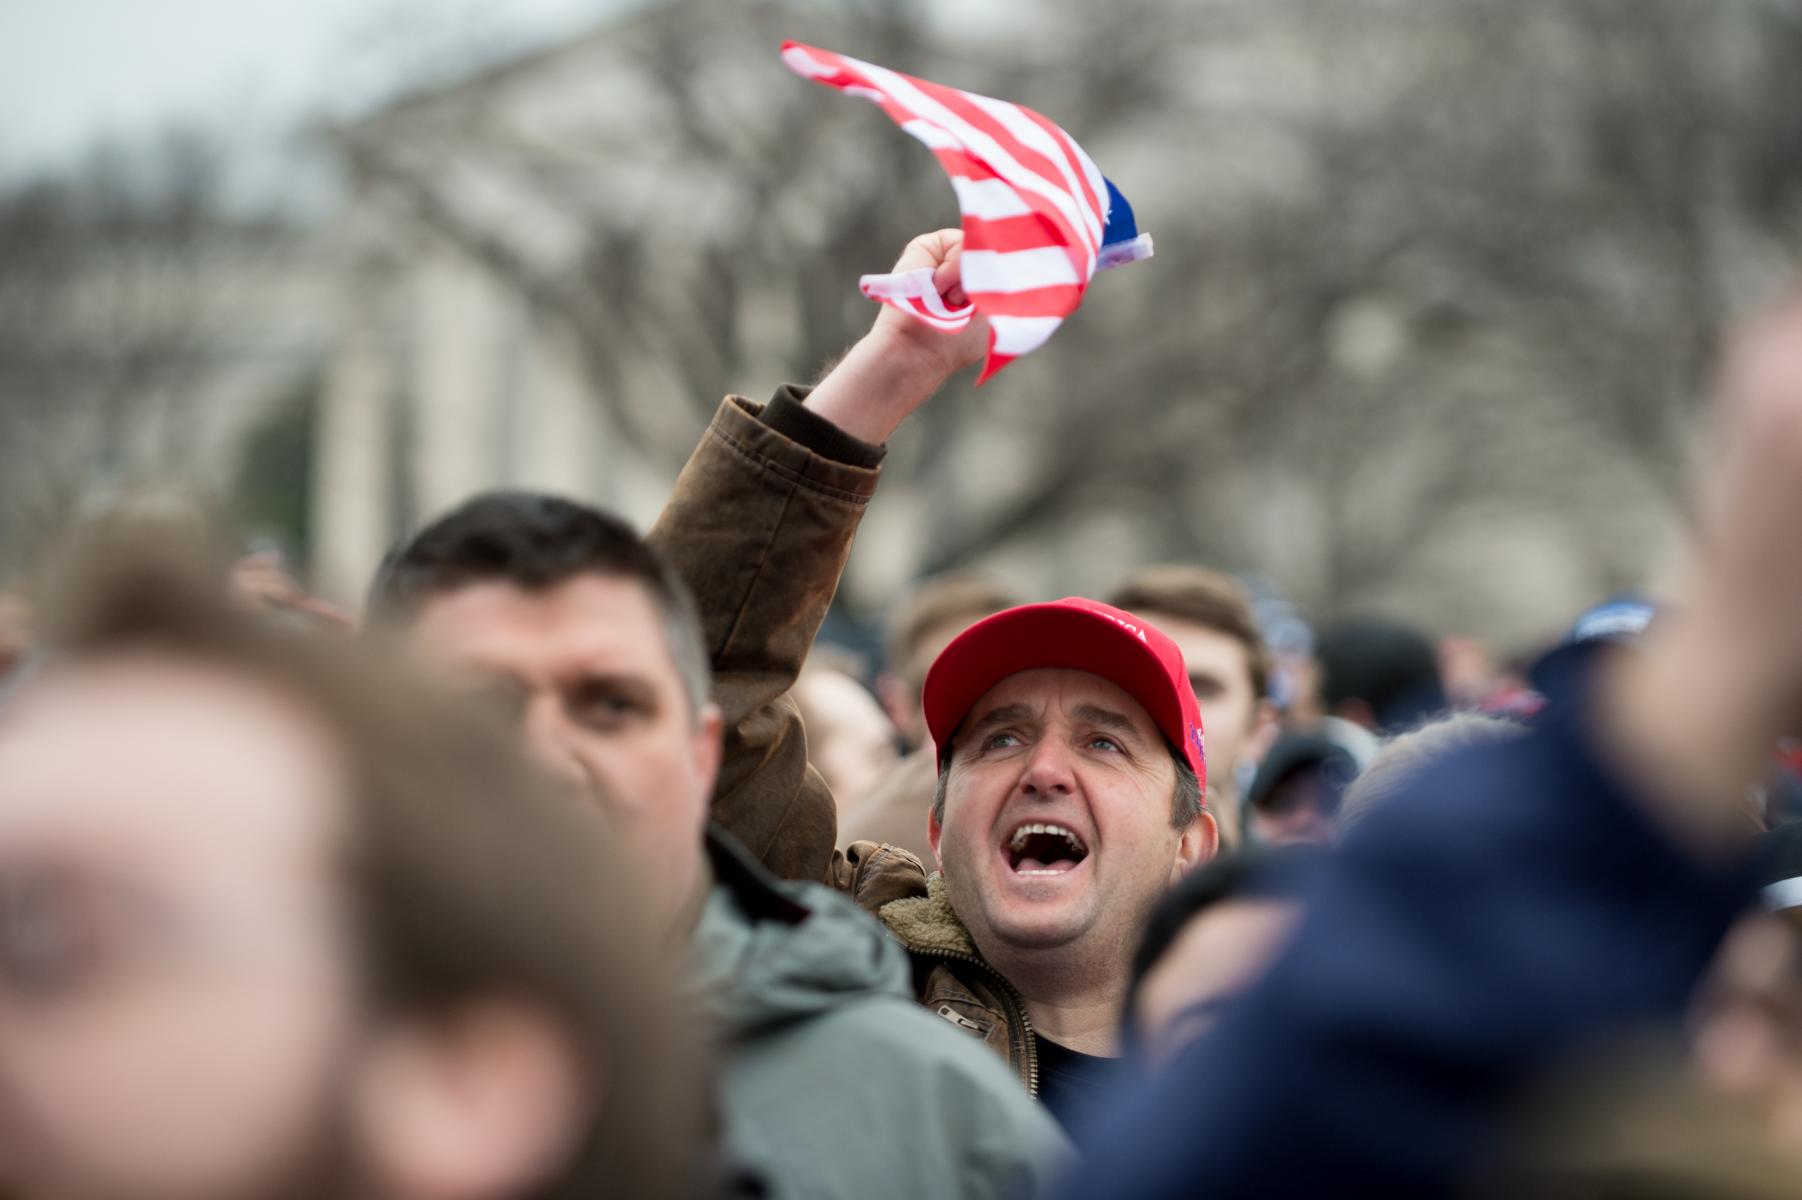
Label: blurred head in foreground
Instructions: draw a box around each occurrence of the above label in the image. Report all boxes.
[1479,898,1802,1200]
[0,523,698,1200]
[1123,847,1318,1068]
[1338,713,1528,832]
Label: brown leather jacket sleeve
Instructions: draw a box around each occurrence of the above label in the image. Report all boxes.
[829,840,931,912]
[647,391,879,882]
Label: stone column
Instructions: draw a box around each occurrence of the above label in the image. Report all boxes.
[515,323,604,500]
[410,248,499,518]
[311,270,394,608]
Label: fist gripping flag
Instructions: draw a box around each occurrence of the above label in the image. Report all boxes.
[781,41,1154,383]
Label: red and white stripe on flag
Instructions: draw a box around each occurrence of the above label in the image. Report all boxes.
[781,40,1134,383]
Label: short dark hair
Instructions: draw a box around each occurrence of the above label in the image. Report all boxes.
[366,492,710,713]
[931,740,1201,830]
[1107,565,1271,704]
[1316,616,1446,733]
[37,518,706,1200]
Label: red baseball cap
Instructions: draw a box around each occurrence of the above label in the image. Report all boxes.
[921,597,1207,792]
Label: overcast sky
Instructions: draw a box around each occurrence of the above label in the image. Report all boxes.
[0,0,620,178]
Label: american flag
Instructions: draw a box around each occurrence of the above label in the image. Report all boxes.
[781,41,1154,383]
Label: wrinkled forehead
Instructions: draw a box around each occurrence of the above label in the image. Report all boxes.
[0,655,346,890]
[956,667,1161,743]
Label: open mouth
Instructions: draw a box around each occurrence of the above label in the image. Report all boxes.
[1003,821,1091,876]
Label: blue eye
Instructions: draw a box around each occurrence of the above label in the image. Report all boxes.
[1089,736,1122,752]
[985,732,1021,750]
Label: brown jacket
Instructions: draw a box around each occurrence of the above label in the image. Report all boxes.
[833,840,1043,1097]
[655,389,1040,1090]
[649,390,878,882]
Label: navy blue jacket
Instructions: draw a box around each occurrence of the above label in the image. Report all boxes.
[1065,663,1756,1198]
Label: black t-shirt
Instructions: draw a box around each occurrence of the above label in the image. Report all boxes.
[1034,1034,1120,1131]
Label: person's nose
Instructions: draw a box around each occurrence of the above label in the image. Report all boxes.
[1017,737,1077,800]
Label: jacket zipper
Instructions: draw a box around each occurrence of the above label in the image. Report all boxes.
[921,949,1041,1098]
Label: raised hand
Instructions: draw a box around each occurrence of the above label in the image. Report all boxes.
[1602,290,1802,849]
[803,229,991,445]
[1694,293,1802,723]
[867,227,991,381]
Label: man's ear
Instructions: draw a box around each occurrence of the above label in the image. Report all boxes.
[1170,810,1219,885]
[927,797,944,869]
[354,1000,589,1200]
[692,701,725,806]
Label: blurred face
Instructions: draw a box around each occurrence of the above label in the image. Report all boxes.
[1146,616,1267,794]
[0,657,360,1200]
[795,669,898,816]
[1694,913,1802,1158]
[888,614,991,750]
[930,669,1213,963]
[1250,770,1342,846]
[0,594,29,682]
[405,575,721,932]
[1133,899,1300,1068]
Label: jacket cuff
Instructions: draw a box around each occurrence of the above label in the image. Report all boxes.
[712,392,882,505]
[753,384,887,471]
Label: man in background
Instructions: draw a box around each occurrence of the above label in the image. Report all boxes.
[1243,731,1359,846]
[1315,615,1448,734]
[1108,565,1279,848]
[793,647,899,819]
[877,573,1022,753]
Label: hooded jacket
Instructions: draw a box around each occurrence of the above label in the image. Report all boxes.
[689,831,1069,1199]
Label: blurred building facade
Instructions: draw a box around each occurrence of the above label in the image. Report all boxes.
[12,0,1792,654]
[312,0,964,604]
[0,143,336,573]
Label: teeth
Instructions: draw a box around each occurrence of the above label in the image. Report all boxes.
[1006,822,1087,853]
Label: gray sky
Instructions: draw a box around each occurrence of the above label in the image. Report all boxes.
[0,0,618,177]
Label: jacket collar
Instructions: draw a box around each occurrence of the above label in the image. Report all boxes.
[704,824,813,925]
[878,873,979,957]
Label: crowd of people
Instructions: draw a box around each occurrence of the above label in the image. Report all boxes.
[3,226,1802,1198]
